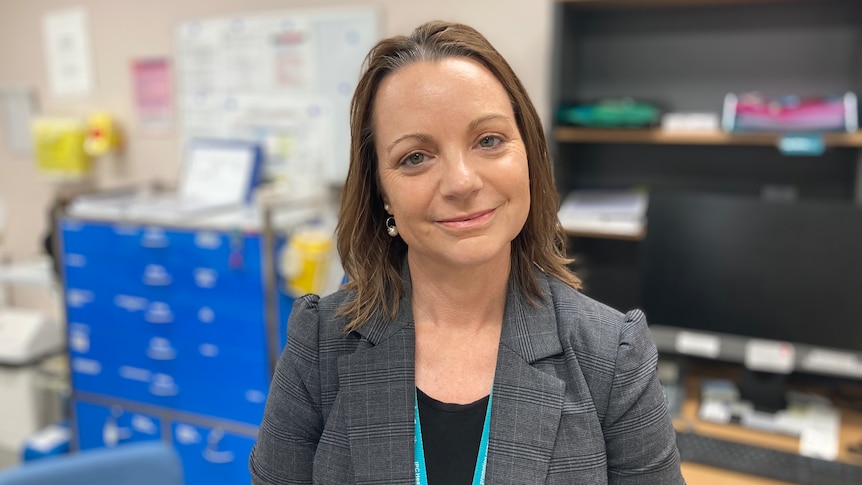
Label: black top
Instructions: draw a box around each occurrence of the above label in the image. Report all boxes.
[416,388,490,485]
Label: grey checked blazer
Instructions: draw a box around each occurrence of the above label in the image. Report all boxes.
[250,267,684,484]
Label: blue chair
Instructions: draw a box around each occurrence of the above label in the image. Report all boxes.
[0,442,183,485]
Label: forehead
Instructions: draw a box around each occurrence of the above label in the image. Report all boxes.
[372,57,514,130]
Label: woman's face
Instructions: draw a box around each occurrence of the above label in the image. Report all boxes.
[374,57,530,272]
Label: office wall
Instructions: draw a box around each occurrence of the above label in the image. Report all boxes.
[0,0,553,264]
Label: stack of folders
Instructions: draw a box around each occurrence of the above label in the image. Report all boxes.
[557,189,648,238]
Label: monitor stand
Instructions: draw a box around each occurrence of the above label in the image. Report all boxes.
[739,370,788,413]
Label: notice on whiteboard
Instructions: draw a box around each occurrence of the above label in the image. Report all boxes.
[132,58,174,134]
[176,7,379,190]
[43,8,94,97]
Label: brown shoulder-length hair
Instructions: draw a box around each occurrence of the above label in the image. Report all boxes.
[336,20,580,331]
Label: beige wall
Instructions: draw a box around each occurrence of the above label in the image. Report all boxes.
[0,0,554,263]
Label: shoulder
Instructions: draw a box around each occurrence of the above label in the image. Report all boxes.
[543,273,654,378]
[543,274,645,343]
[288,289,353,335]
[542,273,659,423]
[285,289,363,361]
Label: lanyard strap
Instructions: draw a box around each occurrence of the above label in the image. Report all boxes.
[414,389,493,485]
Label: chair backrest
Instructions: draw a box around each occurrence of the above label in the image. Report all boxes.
[0,442,183,485]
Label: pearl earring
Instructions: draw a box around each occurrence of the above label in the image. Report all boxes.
[384,203,391,213]
[385,217,398,237]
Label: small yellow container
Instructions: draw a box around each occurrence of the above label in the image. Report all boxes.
[281,227,333,296]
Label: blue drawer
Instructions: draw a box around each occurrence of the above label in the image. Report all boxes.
[112,225,174,264]
[60,220,117,259]
[68,313,180,364]
[74,400,162,450]
[69,355,117,397]
[176,344,269,424]
[172,422,256,485]
[64,288,117,328]
[168,230,262,273]
[175,265,264,301]
[63,253,119,290]
[70,353,180,407]
[172,298,266,351]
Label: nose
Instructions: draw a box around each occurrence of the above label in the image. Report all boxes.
[439,150,483,199]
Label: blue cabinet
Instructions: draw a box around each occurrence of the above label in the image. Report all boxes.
[172,421,256,485]
[74,401,162,450]
[62,218,291,483]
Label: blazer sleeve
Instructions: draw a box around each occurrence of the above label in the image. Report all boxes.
[249,295,324,485]
[603,309,684,484]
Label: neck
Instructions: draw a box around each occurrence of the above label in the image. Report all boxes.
[407,252,510,331]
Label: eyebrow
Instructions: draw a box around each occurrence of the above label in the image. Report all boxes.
[385,113,512,155]
[386,133,432,155]
[468,113,510,132]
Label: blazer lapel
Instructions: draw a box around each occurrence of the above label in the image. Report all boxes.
[337,277,416,484]
[334,266,565,484]
[486,270,566,484]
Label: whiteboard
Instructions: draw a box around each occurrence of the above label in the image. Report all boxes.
[175,6,379,194]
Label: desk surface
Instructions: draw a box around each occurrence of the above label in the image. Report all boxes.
[672,360,862,485]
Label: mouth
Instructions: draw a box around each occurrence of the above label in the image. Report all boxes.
[437,209,495,226]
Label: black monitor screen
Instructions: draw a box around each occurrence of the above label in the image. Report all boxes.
[640,192,862,353]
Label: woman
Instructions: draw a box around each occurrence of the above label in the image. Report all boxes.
[250,21,683,485]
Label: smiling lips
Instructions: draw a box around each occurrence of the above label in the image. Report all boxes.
[437,209,495,228]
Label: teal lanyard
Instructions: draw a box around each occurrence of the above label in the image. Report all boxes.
[414,389,493,485]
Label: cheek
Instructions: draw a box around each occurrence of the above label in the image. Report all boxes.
[510,159,532,223]
[508,157,531,203]
[382,179,430,227]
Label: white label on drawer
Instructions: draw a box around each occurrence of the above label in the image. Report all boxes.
[198,307,215,323]
[199,343,219,357]
[66,253,87,267]
[69,326,91,353]
[66,289,94,308]
[141,228,168,248]
[149,373,178,396]
[143,265,172,286]
[744,339,795,374]
[115,294,147,312]
[147,337,177,360]
[131,415,157,435]
[175,424,201,445]
[246,390,266,403]
[675,331,720,358]
[195,231,222,249]
[72,357,102,375]
[119,366,152,382]
[194,268,217,288]
[145,302,174,324]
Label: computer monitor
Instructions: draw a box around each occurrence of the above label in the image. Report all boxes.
[640,191,862,410]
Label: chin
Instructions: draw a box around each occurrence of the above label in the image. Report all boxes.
[446,240,511,269]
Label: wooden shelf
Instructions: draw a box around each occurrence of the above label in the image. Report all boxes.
[564,229,645,241]
[563,225,646,241]
[554,127,862,148]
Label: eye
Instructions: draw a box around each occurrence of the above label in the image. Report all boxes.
[478,135,502,149]
[400,152,426,166]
